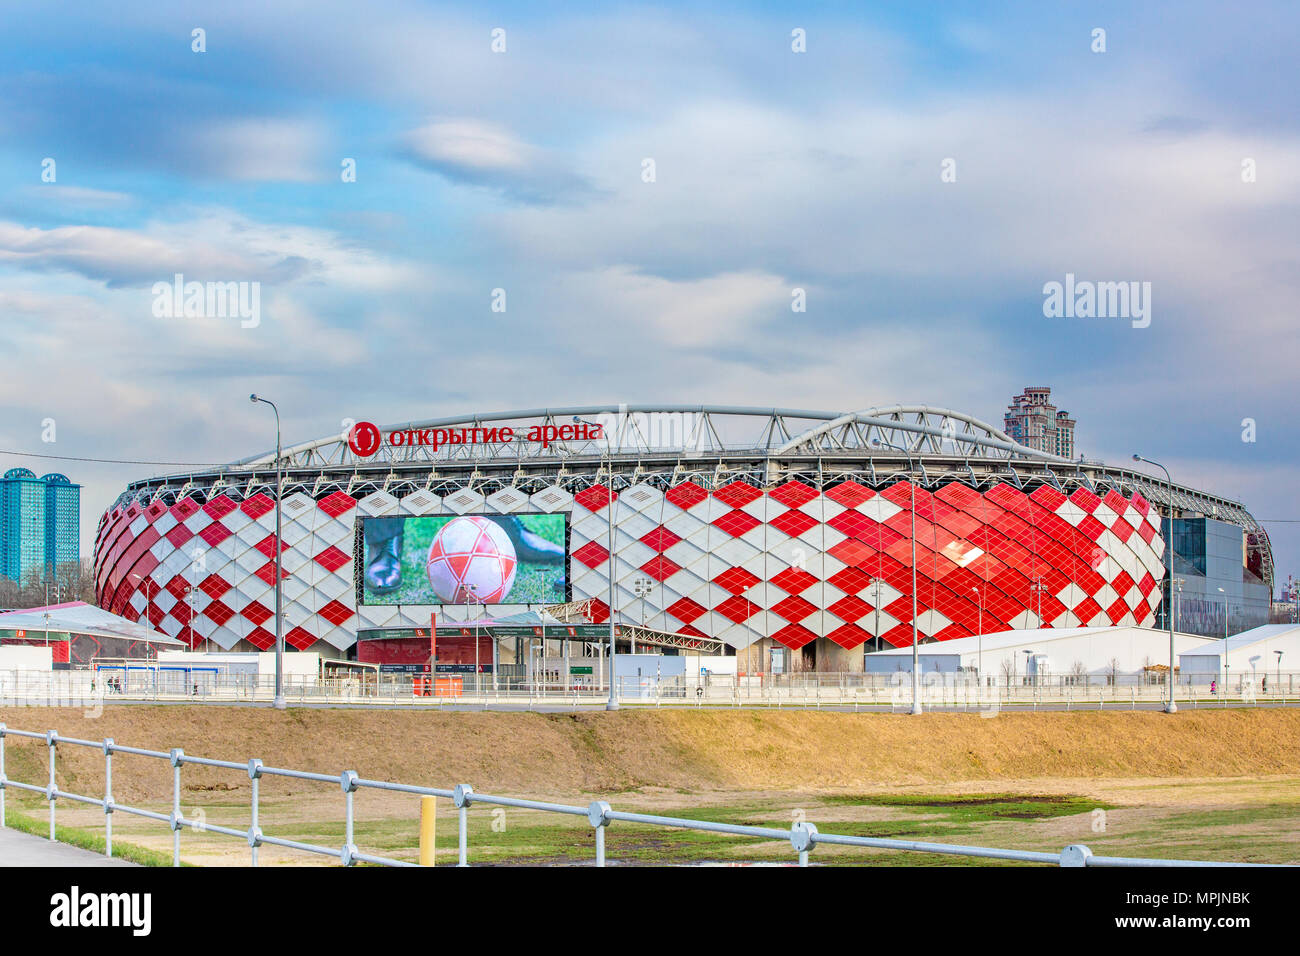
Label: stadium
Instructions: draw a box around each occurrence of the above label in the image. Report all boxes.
[92,405,1274,671]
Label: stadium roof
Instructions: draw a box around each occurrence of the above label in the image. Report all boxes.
[0,602,184,645]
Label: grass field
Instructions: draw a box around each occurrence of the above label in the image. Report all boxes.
[2,707,1297,866]
[362,514,566,605]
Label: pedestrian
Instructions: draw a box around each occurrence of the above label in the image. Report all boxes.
[1210,678,1217,695]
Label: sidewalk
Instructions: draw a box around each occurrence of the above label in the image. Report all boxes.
[0,827,138,867]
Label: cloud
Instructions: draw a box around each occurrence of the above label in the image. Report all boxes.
[186,118,329,183]
[400,119,596,203]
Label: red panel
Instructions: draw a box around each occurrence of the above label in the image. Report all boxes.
[713,480,762,507]
[770,594,816,622]
[202,494,239,520]
[767,481,818,508]
[246,626,275,651]
[828,538,873,568]
[241,493,276,520]
[204,600,235,626]
[770,623,817,649]
[827,510,878,540]
[828,594,872,622]
[713,566,760,594]
[714,595,759,623]
[770,566,817,594]
[825,480,874,508]
[319,600,354,627]
[827,566,876,596]
[712,509,760,537]
[286,627,317,651]
[666,597,706,623]
[170,497,202,521]
[317,491,356,518]
[640,555,682,582]
[574,484,615,513]
[639,526,682,552]
[769,508,817,538]
[198,521,233,547]
[664,481,708,510]
[314,546,350,573]
[826,624,870,649]
[572,541,609,569]
[199,573,232,599]
[242,602,273,626]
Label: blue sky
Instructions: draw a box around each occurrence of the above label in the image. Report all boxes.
[0,1,1297,587]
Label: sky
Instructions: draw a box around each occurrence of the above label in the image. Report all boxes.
[0,1,1296,589]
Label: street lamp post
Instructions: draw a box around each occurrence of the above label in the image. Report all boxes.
[1031,578,1047,628]
[127,572,157,660]
[872,439,921,715]
[250,394,287,710]
[575,416,619,711]
[1276,650,1284,697]
[1132,454,1178,714]
[970,585,983,684]
[1218,586,1228,693]
[632,576,654,656]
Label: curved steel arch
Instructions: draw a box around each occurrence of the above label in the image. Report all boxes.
[772,404,1064,461]
[230,403,1062,469]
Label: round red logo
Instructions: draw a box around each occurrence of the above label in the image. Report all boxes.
[347,421,382,457]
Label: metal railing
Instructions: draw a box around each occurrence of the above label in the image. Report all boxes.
[2,669,1298,712]
[0,724,1268,868]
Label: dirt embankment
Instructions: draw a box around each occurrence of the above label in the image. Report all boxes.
[1,707,1297,802]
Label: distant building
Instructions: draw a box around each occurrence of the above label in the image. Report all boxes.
[0,468,80,584]
[1004,386,1076,459]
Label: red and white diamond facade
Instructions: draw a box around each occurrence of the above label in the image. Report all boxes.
[92,405,1271,654]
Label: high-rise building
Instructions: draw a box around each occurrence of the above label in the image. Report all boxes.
[0,468,81,585]
[1004,387,1077,459]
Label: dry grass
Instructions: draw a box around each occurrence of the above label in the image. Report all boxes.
[4,707,1297,866]
[2,706,1298,799]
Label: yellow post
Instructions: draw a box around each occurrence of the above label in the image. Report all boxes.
[419,796,437,866]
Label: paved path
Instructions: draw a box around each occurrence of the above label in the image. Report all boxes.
[0,827,138,866]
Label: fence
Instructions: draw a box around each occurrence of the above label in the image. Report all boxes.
[1,668,1299,711]
[0,724,1269,868]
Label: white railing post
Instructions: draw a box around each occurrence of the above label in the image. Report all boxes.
[589,800,611,867]
[453,784,473,866]
[170,748,184,867]
[103,738,114,858]
[341,771,359,866]
[791,820,817,866]
[47,730,58,841]
[248,758,263,866]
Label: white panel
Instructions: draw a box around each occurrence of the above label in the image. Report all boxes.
[485,487,530,514]
[529,486,572,513]
[399,489,443,516]
[442,488,485,514]
[617,483,664,513]
[358,491,400,517]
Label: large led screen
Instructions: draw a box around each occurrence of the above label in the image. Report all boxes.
[359,514,568,606]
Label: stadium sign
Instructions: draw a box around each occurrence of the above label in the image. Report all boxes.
[347,420,604,457]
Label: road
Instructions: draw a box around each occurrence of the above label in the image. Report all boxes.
[0,827,137,867]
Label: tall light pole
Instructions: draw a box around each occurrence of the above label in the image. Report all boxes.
[127,571,157,660]
[1132,454,1177,714]
[1031,577,1047,628]
[632,576,653,654]
[575,416,619,710]
[970,584,983,683]
[250,394,287,710]
[872,439,921,714]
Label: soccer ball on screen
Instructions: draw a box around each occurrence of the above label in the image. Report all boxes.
[426,516,518,604]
